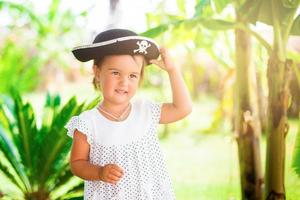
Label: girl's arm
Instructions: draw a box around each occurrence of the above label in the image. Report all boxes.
[70,130,123,184]
[150,47,192,124]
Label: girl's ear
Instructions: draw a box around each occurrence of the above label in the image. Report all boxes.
[93,65,100,79]
[92,65,97,74]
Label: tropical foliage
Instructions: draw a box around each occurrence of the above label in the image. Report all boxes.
[0,89,98,199]
[0,0,300,199]
[0,0,87,93]
[143,0,300,199]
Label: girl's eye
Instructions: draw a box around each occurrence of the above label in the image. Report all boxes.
[112,71,120,75]
[130,74,138,79]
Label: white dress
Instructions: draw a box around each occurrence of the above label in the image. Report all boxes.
[65,99,176,200]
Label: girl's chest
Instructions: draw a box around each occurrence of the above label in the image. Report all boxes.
[88,131,161,167]
[91,116,153,146]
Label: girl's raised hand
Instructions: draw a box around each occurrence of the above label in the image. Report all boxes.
[99,164,124,184]
[149,47,178,73]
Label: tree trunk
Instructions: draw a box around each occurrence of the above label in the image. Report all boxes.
[287,70,300,117]
[264,52,292,199]
[256,71,268,133]
[234,26,263,200]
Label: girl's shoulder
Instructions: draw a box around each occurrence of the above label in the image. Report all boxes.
[132,98,162,124]
[78,108,95,120]
[65,108,96,144]
[67,108,96,128]
[132,98,161,110]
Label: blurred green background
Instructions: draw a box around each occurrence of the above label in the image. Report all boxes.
[0,0,300,199]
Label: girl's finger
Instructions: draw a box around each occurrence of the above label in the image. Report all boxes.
[107,179,117,185]
[149,59,159,65]
[113,165,123,174]
[150,59,165,68]
[111,169,123,178]
[160,47,167,57]
[160,47,166,53]
[108,174,121,181]
[112,164,124,174]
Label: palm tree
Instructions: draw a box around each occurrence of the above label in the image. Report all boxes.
[0,90,98,199]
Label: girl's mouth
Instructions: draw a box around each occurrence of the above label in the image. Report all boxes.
[115,89,128,95]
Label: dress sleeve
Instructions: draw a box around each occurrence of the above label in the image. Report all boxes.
[64,115,93,145]
[147,100,162,125]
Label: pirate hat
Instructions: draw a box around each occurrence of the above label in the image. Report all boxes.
[72,29,160,64]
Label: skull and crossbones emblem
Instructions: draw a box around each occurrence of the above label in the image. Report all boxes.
[133,40,151,54]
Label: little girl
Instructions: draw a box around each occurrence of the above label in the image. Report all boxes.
[65,29,192,200]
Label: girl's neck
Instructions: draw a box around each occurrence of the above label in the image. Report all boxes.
[101,100,130,113]
[98,100,132,122]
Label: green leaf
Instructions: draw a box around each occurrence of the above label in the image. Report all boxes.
[290,14,300,35]
[0,1,46,34]
[48,0,60,22]
[194,0,210,17]
[0,90,89,198]
[58,195,83,200]
[0,125,29,191]
[12,91,37,173]
[84,96,101,110]
[0,157,24,191]
[238,0,268,24]
[57,182,84,199]
[0,96,16,137]
[0,40,41,93]
[38,97,84,184]
[182,18,200,30]
[176,0,186,15]
[140,24,169,38]
[213,0,231,13]
[45,92,61,108]
[282,0,300,8]
[47,162,72,191]
[238,0,299,28]
[200,19,236,30]
[178,17,236,31]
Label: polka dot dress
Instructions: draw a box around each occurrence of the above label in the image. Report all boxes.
[65,99,176,200]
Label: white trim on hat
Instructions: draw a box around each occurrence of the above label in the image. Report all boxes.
[72,36,159,51]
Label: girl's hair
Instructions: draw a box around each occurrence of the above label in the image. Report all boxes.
[92,57,104,90]
[92,55,145,90]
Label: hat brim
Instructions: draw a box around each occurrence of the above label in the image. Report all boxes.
[72,36,160,64]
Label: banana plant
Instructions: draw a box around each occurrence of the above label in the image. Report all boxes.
[143,0,300,199]
[143,1,264,199]
[239,1,299,199]
[0,89,98,199]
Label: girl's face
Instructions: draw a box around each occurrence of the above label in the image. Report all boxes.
[95,55,144,106]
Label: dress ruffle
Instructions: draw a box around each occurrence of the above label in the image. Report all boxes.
[65,116,93,145]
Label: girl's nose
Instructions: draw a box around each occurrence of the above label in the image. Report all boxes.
[119,76,129,86]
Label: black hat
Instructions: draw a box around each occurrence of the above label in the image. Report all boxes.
[72,29,160,64]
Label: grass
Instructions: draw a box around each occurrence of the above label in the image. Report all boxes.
[161,109,241,200]
[160,124,300,199]
[163,133,240,199]
[159,99,300,200]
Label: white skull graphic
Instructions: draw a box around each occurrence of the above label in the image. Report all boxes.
[133,40,151,54]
